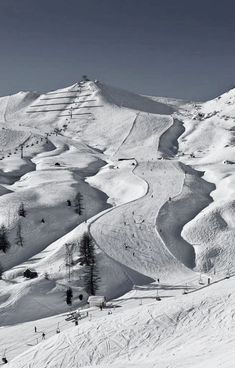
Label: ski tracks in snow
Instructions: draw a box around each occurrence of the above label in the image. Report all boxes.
[89,113,194,281]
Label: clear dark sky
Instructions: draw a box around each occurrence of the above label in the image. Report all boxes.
[0,0,234,100]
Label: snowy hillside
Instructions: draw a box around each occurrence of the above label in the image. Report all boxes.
[0,79,234,367]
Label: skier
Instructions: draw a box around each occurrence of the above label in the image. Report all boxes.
[41,218,45,224]
[34,326,37,333]
[42,332,46,340]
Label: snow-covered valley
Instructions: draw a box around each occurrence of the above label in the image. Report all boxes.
[0,80,234,367]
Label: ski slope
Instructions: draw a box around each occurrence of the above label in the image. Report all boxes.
[0,80,234,367]
[8,276,235,368]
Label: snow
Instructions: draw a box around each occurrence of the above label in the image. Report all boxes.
[0,80,234,367]
[7,276,235,368]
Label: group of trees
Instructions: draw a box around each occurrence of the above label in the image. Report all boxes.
[1,193,84,255]
[65,233,99,305]
[0,199,98,301]
[0,202,26,254]
[0,193,85,255]
[74,193,84,215]
[67,192,84,216]
[0,191,85,254]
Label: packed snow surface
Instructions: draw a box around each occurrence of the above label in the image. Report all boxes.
[0,80,234,367]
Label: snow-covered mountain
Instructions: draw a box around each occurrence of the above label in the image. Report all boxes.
[0,80,234,367]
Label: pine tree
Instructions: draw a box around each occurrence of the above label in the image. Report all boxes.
[79,233,99,295]
[16,221,24,247]
[79,233,94,266]
[0,225,10,253]
[84,264,99,296]
[18,203,26,217]
[66,287,73,305]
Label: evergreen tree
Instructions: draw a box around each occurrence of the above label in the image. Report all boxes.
[79,233,99,295]
[66,287,73,305]
[84,264,99,296]
[0,225,10,253]
[79,232,94,266]
[18,203,26,217]
[16,221,24,247]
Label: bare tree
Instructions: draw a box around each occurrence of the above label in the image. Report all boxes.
[74,192,84,215]
[16,221,24,247]
[18,203,26,217]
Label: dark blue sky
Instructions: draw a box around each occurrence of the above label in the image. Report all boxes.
[0,0,234,100]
